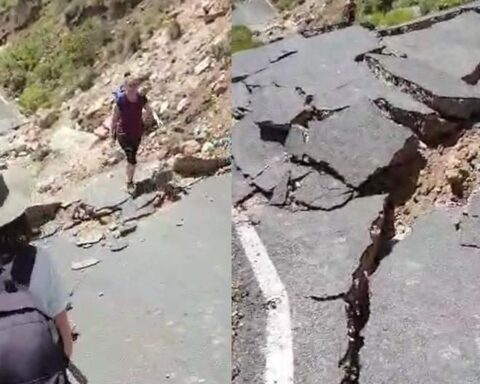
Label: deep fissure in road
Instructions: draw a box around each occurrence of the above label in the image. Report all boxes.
[337,200,394,383]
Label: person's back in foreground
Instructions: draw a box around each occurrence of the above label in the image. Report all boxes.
[0,174,73,383]
[110,72,155,194]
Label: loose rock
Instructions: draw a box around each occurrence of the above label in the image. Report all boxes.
[71,258,100,271]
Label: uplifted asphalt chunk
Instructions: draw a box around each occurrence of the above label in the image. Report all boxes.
[270,169,290,206]
[458,191,480,248]
[245,26,380,90]
[367,53,480,119]
[232,34,302,82]
[232,116,285,179]
[306,99,414,188]
[311,63,458,144]
[252,157,290,193]
[465,191,480,217]
[232,82,251,117]
[289,163,312,181]
[256,194,385,299]
[251,86,306,126]
[233,167,255,205]
[255,195,385,382]
[363,210,480,383]
[383,12,480,79]
[285,125,307,158]
[292,171,353,210]
[459,216,480,248]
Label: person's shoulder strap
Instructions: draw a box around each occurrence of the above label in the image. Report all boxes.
[116,91,128,110]
[140,94,148,106]
[11,245,37,287]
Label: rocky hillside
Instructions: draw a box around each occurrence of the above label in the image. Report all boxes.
[0,0,230,202]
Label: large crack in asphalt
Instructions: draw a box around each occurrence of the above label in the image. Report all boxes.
[233,8,480,382]
[337,199,395,384]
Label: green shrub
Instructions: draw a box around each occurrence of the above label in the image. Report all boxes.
[363,0,472,21]
[62,18,110,66]
[393,0,419,7]
[19,84,53,113]
[232,25,263,54]
[436,0,469,9]
[0,14,108,112]
[383,7,415,25]
[362,7,415,26]
[0,0,17,12]
[362,0,395,14]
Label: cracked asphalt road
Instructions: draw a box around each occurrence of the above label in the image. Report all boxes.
[37,175,231,384]
[232,4,480,384]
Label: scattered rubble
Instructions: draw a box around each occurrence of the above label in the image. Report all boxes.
[110,239,129,252]
[71,258,100,271]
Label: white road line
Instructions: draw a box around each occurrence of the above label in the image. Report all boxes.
[235,219,294,384]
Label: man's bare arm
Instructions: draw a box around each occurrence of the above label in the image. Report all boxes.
[55,310,73,358]
[110,104,120,139]
[144,102,162,128]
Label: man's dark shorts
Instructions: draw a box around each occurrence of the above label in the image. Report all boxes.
[118,135,141,165]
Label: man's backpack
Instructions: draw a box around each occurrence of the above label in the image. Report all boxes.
[112,85,125,107]
[0,246,70,384]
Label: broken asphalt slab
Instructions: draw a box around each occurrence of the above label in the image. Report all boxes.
[248,195,385,381]
[305,99,414,188]
[458,191,480,248]
[232,34,304,82]
[37,175,231,384]
[382,12,480,80]
[232,82,251,118]
[80,169,131,211]
[362,210,480,383]
[234,24,454,143]
[233,167,255,205]
[292,170,353,210]
[243,26,381,90]
[366,53,480,119]
[232,116,285,179]
[255,194,385,305]
[250,86,307,126]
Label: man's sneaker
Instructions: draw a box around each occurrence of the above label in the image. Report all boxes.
[126,182,136,195]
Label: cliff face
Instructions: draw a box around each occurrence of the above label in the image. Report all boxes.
[0,0,42,43]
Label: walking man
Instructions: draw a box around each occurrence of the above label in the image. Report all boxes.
[110,72,155,194]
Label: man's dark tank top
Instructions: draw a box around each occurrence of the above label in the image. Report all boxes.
[116,93,147,140]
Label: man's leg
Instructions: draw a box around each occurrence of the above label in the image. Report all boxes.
[126,162,135,185]
[125,138,140,191]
